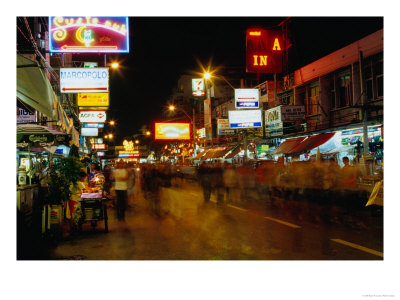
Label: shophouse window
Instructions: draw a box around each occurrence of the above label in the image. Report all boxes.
[364,61,374,101]
[330,77,336,108]
[338,71,352,107]
[307,83,320,116]
[375,59,383,98]
[278,90,294,105]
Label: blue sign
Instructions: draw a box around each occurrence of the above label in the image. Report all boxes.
[230,122,262,128]
[82,123,104,128]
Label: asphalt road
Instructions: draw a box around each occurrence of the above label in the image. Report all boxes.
[48,177,383,260]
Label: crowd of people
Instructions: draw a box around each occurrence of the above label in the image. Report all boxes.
[65,156,381,227]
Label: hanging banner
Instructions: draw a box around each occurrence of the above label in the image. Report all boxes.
[49,17,129,53]
[79,110,107,123]
[60,68,109,93]
[78,93,109,107]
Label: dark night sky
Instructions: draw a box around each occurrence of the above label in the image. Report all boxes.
[106,16,382,142]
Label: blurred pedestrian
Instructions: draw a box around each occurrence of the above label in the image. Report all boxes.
[197,163,212,203]
[113,161,130,221]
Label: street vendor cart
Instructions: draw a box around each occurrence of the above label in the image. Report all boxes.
[78,192,109,233]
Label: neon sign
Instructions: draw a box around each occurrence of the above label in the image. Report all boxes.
[49,17,129,53]
[246,28,282,73]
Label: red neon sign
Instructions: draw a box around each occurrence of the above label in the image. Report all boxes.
[49,17,129,53]
[246,28,283,73]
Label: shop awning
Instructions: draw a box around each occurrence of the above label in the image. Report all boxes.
[287,132,335,155]
[224,145,242,159]
[270,137,306,155]
[17,124,69,148]
[201,149,217,160]
[210,146,234,159]
[193,150,208,160]
[17,55,57,118]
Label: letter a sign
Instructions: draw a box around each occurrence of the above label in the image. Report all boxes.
[246,28,283,73]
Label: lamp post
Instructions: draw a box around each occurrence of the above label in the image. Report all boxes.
[203,71,249,164]
[168,105,196,150]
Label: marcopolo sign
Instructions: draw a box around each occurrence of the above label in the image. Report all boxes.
[60,68,109,93]
[235,89,259,109]
[49,17,129,53]
[79,110,107,123]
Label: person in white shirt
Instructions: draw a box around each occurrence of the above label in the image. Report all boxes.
[113,161,130,221]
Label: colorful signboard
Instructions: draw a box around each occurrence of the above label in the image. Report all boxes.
[81,127,99,137]
[246,28,283,73]
[217,118,235,135]
[155,123,191,140]
[228,110,262,128]
[235,89,259,109]
[97,151,105,157]
[84,62,98,68]
[192,78,205,96]
[60,68,109,93]
[49,17,129,53]
[17,107,36,123]
[79,110,107,123]
[77,93,109,107]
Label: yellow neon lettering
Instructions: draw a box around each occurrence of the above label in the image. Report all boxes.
[253,55,258,66]
[273,38,281,50]
[260,56,268,65]
[249,31,261,36]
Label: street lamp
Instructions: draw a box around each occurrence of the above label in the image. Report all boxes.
[109,120,115,126]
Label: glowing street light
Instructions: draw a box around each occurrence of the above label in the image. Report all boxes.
[108,133,114,139]
[109,120,115,126]
[203,72,212,79]
[169,105,175,111]
[146,131,151,136]
[111,62,119,69]
[135,140,139,144]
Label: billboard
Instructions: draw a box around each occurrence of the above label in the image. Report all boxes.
[217,119,235,135]
[246,28,283,73]
[60,68,109,93]
[228,110,262,128]
[79,110,107,123]
[192,78,205,96]
[81,127,99,136]
[49,17,129,53]
[155,123,191,140]
[235,89,259,109]
[78,93,109,107]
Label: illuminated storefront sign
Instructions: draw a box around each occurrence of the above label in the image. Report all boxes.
[60,68,109,93]
[82,123,104,128]
[155,123,191,140]
[78,93,109,107]
[79,110,107,123]
[228,110,262,128]
[235,89,259,109]
[97,151,105,157]
[49,17,129,53]
[246,28,283,73]
[91,143,106,150]
[118,153,140,158]
[81,127,99,136]
[192,78,205,96]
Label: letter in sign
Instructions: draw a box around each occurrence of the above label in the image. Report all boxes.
[246,28,282,73]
